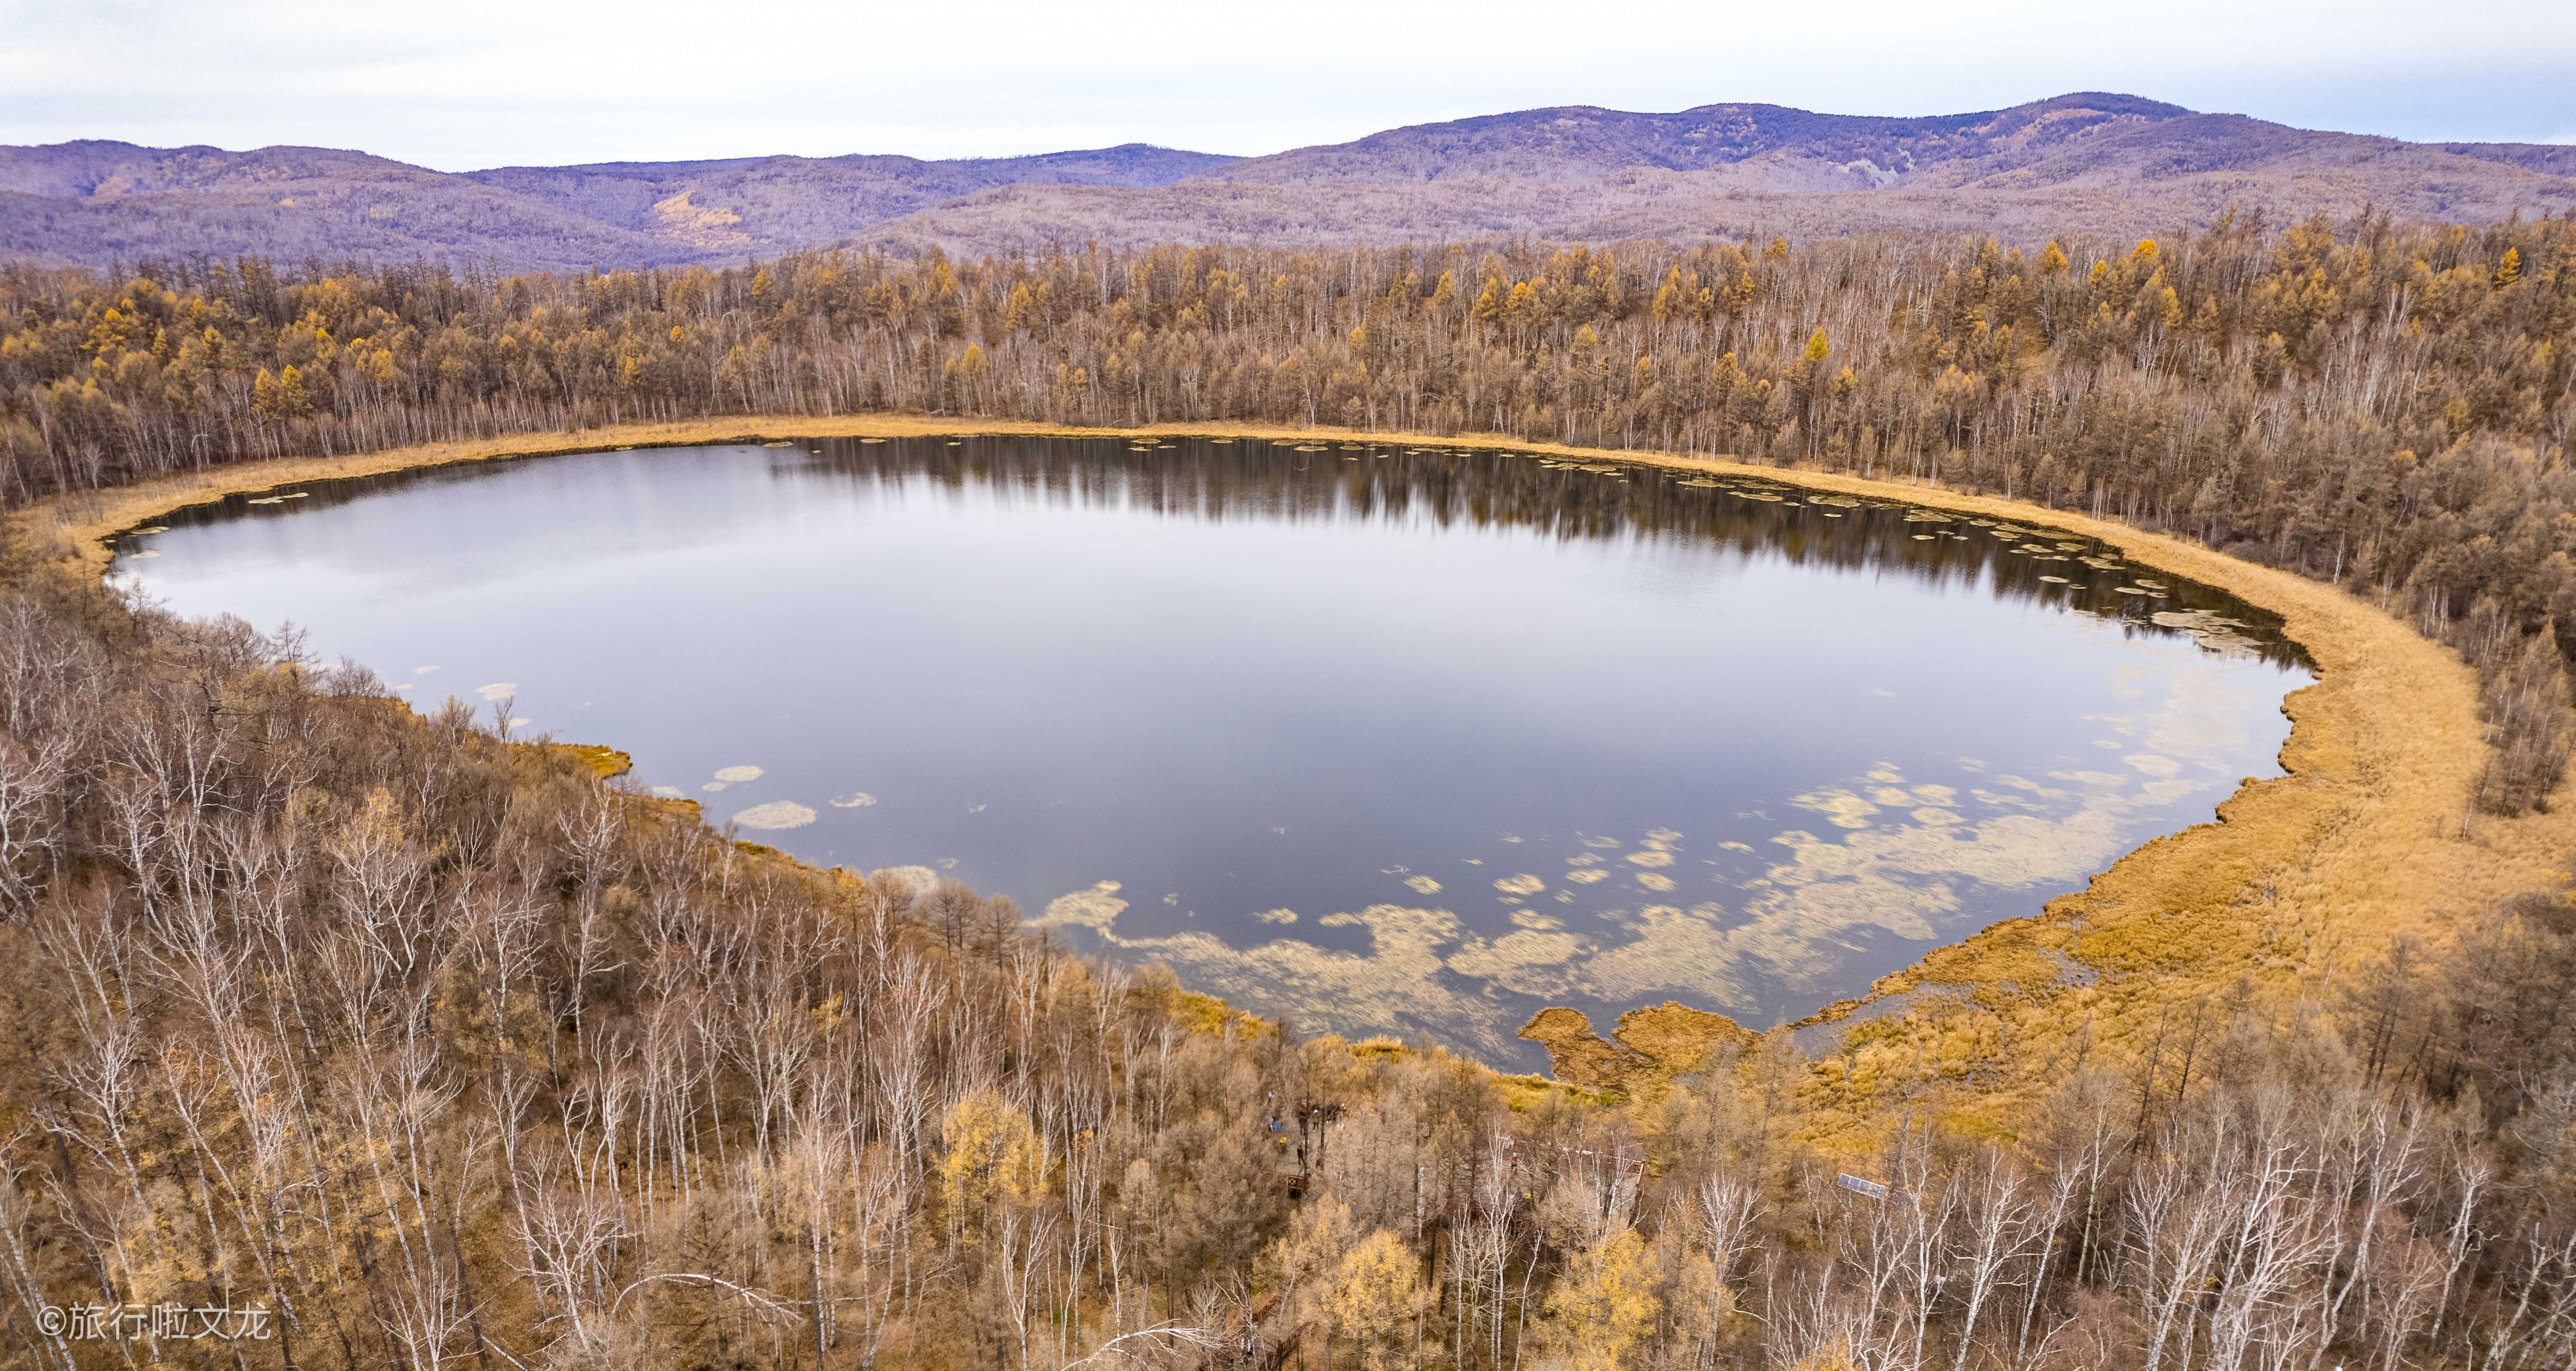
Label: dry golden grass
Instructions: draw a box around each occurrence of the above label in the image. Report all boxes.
[1518,1000,1759,1098]
[551,743,634,779]
[20,417,1039,572]
[1612,1001,1760,1073]
[25,414,2568,1144]
[1520,1006,1648,1085]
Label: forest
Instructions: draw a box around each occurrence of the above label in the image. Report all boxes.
[0,566,2558,1369]
[2,212,2573,807]
[0,215,2570,1368]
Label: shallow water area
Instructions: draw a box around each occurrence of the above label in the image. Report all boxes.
[111,437,2309,1068]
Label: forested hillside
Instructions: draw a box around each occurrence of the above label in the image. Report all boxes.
[0,552,2565,1368]
[861,94,2576,257]
[0,141,1238,273]
[9,95,2575,269]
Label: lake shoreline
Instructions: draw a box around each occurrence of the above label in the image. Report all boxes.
[23,414,2570,1131]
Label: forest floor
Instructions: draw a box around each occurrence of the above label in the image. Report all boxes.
[25,414,2572,1150]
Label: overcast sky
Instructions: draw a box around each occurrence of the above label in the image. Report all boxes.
[5,0,2572,170]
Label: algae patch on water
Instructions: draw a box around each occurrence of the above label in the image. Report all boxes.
[121,430,2307,1067]
[1039,892,1511,1052]
[1038,881,1127,931]
[731,800,816,830]
[2149,609,2270,657]
[1792,788,1881,829]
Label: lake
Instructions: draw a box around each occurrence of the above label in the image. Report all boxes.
[111,436,2309,1067]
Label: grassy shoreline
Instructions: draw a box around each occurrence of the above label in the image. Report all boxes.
[26,414,2567,1136]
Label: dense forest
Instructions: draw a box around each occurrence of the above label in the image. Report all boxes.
[0,218,2573,1368]
[0,570,2560,1369]
[2,212,2573,806]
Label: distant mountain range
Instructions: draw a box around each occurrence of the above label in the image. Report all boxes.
[7,93,2573,272]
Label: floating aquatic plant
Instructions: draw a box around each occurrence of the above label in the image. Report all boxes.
[731,800,816,830]
[1036,881,1126,930]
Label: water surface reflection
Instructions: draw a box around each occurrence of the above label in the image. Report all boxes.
[113,436,2308,1067]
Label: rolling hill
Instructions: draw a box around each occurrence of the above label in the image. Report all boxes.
[0,140,1238,272]
[6,93,2571,271]
[860,93,2576,254]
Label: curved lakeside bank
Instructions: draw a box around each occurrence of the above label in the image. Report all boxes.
[26,415,2571,1142]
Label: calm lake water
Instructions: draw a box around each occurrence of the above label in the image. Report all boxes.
[112,436,2309,1067]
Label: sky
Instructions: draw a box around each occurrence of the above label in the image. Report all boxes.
[4,0,2573,170]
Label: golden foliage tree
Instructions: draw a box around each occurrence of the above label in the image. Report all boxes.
[1326,1228,1429,1371]
[1541,1227,1659,1371]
